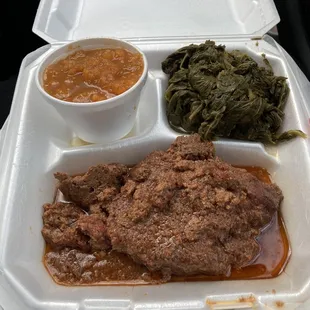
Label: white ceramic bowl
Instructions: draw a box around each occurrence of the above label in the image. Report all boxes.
[36,37,148,144]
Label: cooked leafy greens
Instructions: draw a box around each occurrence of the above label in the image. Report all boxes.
[162,40,306,144]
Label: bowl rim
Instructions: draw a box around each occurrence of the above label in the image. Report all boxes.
[35,37,148,108]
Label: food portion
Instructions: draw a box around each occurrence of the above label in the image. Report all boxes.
[54,164,128,209]
[108,135,283,276]
[42,135,289,285]
[43,48,144,103]
[162,40,306,144]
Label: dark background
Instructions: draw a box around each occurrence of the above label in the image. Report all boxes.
[1,0,310,128]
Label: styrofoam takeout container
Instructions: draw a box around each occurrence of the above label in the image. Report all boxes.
[0,0,310,309]
[36,37,148,144]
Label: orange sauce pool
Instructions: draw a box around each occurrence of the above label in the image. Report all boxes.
[44,166,290,285]
[43,48,144,103]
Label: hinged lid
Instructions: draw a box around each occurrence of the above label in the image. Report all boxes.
[33,0,280,43]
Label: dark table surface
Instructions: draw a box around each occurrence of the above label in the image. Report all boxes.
[1,0,310,129]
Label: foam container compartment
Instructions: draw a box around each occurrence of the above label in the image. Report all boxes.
[1,0,310,309]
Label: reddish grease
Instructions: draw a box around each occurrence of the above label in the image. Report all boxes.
[44,166,290,285]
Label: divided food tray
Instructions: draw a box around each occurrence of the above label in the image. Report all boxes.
[0,0,310,308]
[0,36,310,310]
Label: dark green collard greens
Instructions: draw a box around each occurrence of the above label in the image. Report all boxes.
[162,40,306,144]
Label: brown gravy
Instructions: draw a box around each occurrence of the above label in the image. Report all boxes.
[44,166,290,285]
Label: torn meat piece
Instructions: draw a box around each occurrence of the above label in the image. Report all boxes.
[167,134,215,160]
[42,202,85,229]
[128,135,215,184]
[77,214,111,251]
[42,202,90,251]
[89,203,104,215]
[42,225,90,251]
[42,202,110,252]
[44,248,98,284]
[54,163,128,208]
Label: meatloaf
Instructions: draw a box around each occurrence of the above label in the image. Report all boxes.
[54,163,128,209]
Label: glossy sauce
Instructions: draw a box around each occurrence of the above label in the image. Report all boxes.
[44,166,290,285]
[43,48,144,103]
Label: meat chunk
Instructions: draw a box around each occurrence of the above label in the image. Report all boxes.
[107,134,283,277]
[42,202,84,228]
[42,202,110,252]
[42,225,90,251]
[45,249,98,284]
[54,163,128,208]
[167,134,215,160]
[127,135,214,183]
[77,214,111,251]
[42,202,90,251]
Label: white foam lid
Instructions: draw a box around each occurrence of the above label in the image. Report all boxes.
[33,0,280,43]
